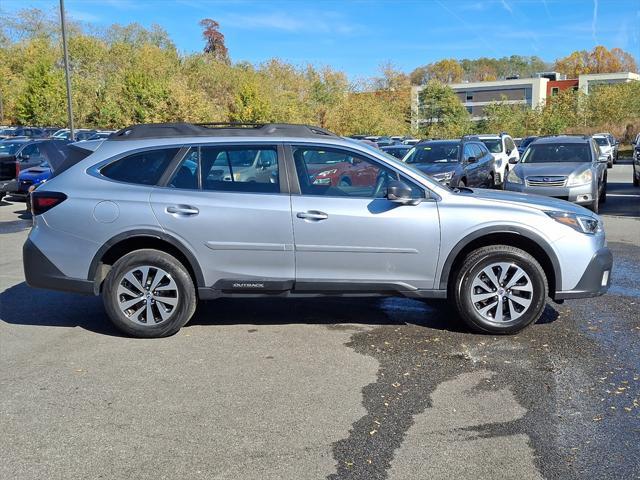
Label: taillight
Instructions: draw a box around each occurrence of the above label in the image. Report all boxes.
[31,192,67,216]
[15,162,20,177]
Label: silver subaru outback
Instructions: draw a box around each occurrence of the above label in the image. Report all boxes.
[23,123,612,338]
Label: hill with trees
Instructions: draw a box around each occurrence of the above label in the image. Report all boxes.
[0,8,638,139]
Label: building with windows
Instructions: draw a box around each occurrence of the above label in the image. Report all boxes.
[411,72,639,128]
[577,72,640,93]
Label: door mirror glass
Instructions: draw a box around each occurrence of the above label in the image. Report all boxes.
[387,180,416,204]
[467,156,477,164]
[508,157,518,165]
[19,154,30,161]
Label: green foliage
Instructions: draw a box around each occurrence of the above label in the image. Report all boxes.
[417,80,471,138]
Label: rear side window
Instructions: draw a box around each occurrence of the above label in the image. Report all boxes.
[101,148,179,185]
[199,146,279,193]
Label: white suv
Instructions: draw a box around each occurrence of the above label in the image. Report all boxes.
[476,133,520,187]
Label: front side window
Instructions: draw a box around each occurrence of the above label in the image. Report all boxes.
[520,143,591,164]
[294,146,403,198]
[200,146,279,193]
[101,148,179,185]
[471,144,484,158]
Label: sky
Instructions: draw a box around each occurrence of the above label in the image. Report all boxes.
[2,0,639,79]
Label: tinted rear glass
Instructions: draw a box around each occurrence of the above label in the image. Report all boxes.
[480,139,502,153]
[520,143,591,163]
[0,142,23,155]
[594,137,608,146]
[101,148,179,185]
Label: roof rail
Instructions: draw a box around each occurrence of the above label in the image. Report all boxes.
[108,122,338,141]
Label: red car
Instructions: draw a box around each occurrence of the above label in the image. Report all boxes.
[304,150,379,187]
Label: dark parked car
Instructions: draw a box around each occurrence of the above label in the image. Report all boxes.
[517,136,538,156]
[381,144,412,159]
[403,139,496,188]
[0,126,45,139]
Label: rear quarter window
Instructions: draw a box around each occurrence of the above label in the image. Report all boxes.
[101,148,179,185]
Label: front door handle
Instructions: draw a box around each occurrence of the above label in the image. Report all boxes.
[297,210,328,221]
[166,205,199,216]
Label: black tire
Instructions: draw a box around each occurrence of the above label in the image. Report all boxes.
[607,159,612,169]
[102,249,196,338]
[633,170,639,187]
[599,178,607,203]
[489,172,496,189]
[450,245,548,334]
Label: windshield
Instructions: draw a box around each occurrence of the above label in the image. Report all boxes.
[480,139,503,153]
[404,143,459,164]
[0,142,22,155]
[594,137,609,146]
[520,143,591,164]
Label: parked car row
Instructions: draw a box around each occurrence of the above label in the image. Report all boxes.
[0,126,115,141]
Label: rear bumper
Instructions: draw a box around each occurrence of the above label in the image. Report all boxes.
[554,247,613,300]
[23,239,96,295]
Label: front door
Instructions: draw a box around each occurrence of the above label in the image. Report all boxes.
[150,144,295,290]
[289,144,441,292]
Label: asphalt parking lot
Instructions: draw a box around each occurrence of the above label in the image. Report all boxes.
[1,160,639,479]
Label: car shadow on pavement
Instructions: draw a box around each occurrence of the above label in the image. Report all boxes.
[0,282,122,336]
[601,181,640,218]
[0,282,560,336]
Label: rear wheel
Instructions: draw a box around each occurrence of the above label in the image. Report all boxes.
[451,245,548,334]
[103,249,196,338]
[633,169,639,187]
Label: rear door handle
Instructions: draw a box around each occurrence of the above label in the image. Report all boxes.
[297,210,328,221]
[166,205,199,216]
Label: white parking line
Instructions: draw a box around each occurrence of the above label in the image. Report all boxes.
[606,193,640,197]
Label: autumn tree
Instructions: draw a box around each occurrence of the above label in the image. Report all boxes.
[199,18,229,63]
[426,59,463,83]
[554,46,638,78]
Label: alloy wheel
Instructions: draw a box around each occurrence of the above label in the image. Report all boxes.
[116,266,179,326]
[469,262,533,323]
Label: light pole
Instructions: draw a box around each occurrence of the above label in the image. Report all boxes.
[60,0,74,141]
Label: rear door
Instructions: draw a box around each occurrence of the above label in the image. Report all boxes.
[288,144,441,292]
[150,144,295,291]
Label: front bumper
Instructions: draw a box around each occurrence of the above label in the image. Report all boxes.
[554,247,613,300]
[505,182,595,204]
[23,239,96,295]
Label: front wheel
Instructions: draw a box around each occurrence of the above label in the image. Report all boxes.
[102,249,197,338]
[451,245,548,334]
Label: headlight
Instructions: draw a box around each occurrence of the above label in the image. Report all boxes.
[432,171,454,183]
[507,169,523,184]
[546,211,602,235]
[567,169,593,186]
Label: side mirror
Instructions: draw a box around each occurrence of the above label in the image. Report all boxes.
[387,180,416,205]
[467,156,477,164]
[257,158,270,169]
[508,157,518,165]
[19,154,30,161]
